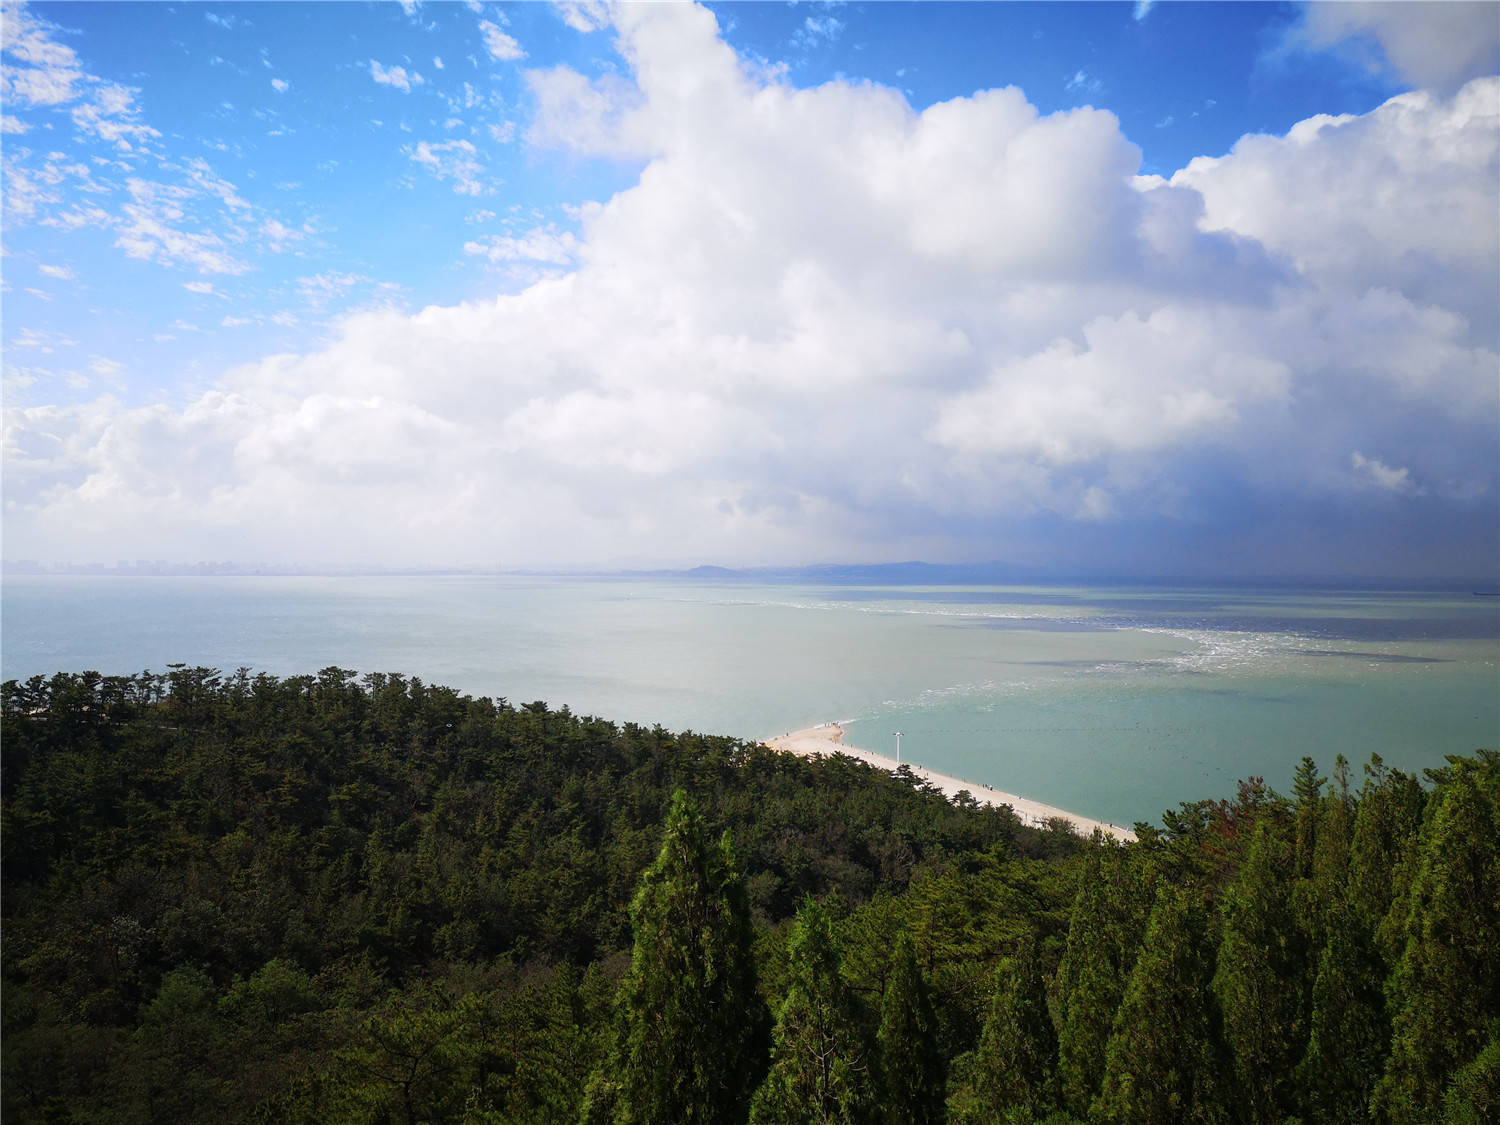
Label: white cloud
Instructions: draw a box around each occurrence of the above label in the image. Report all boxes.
[38,263,74,279]
[1352,451,1422,495]
[369,60,424,92]
[433,55,444,70]
[1066,69,1101,95]
[406,138,485,195]
[0,4,84,107]
[182,280,217,295]
[5,4,1495,573]
[1,113,29,133]
[70,82,160,151]
[113,178,250,275]
[792,15,844,50]
[296,271,368,308]
[271,77,290,93]
[1295,1,1500,94]
[463,224,579,265]
[260,218,302,252]
[553,2,610,34]
[479,20,525,61]
[1172,79,1499,343]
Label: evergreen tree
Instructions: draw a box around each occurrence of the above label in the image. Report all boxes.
[1441,1038,1499,1125]
[1094,887,1232,1125]
[966,930,1059,1120]
[1372,752,1500,1125]
[1054,835,1126,1118]
[750,897,876,1125]
[1297,896,1389,1124]
[1214,817,1306,1123]
[1345,759,1427,968]
[876,932,944,1125]
[589,790,768,1125]
[1292,756,1327,880]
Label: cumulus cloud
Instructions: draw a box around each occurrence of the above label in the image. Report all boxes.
[5,3,1496,575]
[1295,0,1500,94]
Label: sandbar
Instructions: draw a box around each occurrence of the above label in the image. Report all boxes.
[765,722,1136,843]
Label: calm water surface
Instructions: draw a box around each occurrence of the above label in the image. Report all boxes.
[3,575,1496,826]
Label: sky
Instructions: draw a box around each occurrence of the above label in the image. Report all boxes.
[2,0,1498,578]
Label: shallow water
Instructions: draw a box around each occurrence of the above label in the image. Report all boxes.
[3,575,1495,826]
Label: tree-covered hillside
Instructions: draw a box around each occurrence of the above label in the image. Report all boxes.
[2,668,1495,1123]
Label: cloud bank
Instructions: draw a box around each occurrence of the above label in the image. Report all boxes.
[5,3,1497,577]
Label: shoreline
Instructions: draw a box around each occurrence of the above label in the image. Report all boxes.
[765,722,1137,843]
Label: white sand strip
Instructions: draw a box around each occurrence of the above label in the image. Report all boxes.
[765,722,1136,843]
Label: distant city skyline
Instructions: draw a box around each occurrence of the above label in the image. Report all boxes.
[3,1,1497,579]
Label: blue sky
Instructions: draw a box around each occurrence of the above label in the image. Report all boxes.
[3,2,1498,577]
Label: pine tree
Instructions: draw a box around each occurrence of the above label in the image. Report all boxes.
[749,897,876,1125]
[588,790,768,1125]
[1214,817,1306,1123]
[1055,835,1126,1118]
[1094,887,1233,1125]
[1372,752,1500,1125]
[967,930,1060,1120]
[876,931,944,1125]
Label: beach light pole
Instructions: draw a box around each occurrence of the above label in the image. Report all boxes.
[893,731,903,766]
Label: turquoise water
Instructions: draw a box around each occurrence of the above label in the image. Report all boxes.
[2,575,1496,826]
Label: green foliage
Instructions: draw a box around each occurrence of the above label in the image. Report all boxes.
[3,668,1495,1125]
[1213,817,1306,1123]
[592,791,767,1125]
[1373,751,1500,1125]
[1054,833,1129,1118]
[952,930,1059,1122]
[749,897,876,1125]
[1297,896,1389,1124]
[1292,756,1327,879]
[1093,887,1233,1125]
[876,931,944,1125]
[1442,1037,1500,1125]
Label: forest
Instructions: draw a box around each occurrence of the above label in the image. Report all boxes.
[2,666,1496,1124]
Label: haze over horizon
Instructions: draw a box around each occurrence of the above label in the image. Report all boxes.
[3,1,1498,581]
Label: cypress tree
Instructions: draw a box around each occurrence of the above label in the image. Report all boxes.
[1055,834,1126,1118]
[1297,895,1389,1124]
[749,897,876,1125]
[967,930,1060,1120]
[587,790,768,1125]
[876,931,944,1125]
[1441,1038,1499,1125]
[1345,759,1427,968]
[1372,752,1500,1125]
[1213,817,1306,1123]
[1094,887,1232,1125]
[1292,756,1327,880]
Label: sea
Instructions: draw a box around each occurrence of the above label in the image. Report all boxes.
[2,575,1496,828]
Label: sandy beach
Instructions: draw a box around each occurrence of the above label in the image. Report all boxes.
[765,723,1137,843]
